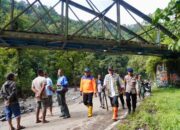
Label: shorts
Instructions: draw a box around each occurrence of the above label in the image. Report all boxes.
[36,98,48,109]
[47,95,53,107]
[4,103,21,121]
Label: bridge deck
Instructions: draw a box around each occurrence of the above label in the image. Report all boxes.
[0,31,179,57]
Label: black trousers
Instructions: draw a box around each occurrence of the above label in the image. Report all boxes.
[109,96,119,107]
[98,92,105,107]
[126,92,137,111]
[83,93,93,106]
[57,92,70,116]
[119,93,125,108]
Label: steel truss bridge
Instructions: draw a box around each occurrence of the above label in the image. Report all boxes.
[0,0,179,57]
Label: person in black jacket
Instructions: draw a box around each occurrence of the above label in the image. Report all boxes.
[0,73,25,130]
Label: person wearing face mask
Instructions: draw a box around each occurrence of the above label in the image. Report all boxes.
[124,68,137,114]
[80,67,97,118]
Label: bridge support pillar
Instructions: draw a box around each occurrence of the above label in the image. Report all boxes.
[156,59,180,87]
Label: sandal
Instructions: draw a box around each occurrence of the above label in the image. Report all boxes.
[10,127,16,130]
[42,120,49,123]
[36,120,42,123]
[17,126,26,130]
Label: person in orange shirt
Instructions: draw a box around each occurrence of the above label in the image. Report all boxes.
[80,67,97,117]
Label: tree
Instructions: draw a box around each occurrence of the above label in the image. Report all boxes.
[153,0,180,51]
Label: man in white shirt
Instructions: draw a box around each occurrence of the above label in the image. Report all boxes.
[103,66,123,121]
[31,69,49,123]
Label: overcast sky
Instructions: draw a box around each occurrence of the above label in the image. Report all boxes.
[16,0,170,25]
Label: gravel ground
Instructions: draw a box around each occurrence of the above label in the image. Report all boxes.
[0,89,148,130]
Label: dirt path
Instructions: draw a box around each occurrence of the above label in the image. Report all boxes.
[0,95,129,130]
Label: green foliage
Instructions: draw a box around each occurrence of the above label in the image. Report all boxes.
[0,48,17,85]
[127,55,149,78]
[145,57,162,78]
[0,46,130,96]
[118,87,180,130]
[153,0,180,51]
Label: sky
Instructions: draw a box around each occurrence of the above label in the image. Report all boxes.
[16,0,170,25]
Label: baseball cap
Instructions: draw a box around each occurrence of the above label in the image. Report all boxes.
[127,68,133,73]
[84,67,90,72]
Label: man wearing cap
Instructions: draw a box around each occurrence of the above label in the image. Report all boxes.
[80,67,97,117]
[103,66,123,121]
[124,68,137,114]
[1,73,25,130]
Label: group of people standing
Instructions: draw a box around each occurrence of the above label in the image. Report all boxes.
[80,66,142,121]
[0,66,145,130]
[31,68,71,125]
[0,68,71,130]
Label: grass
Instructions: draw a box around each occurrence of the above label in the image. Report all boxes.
[118,87,180,130]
